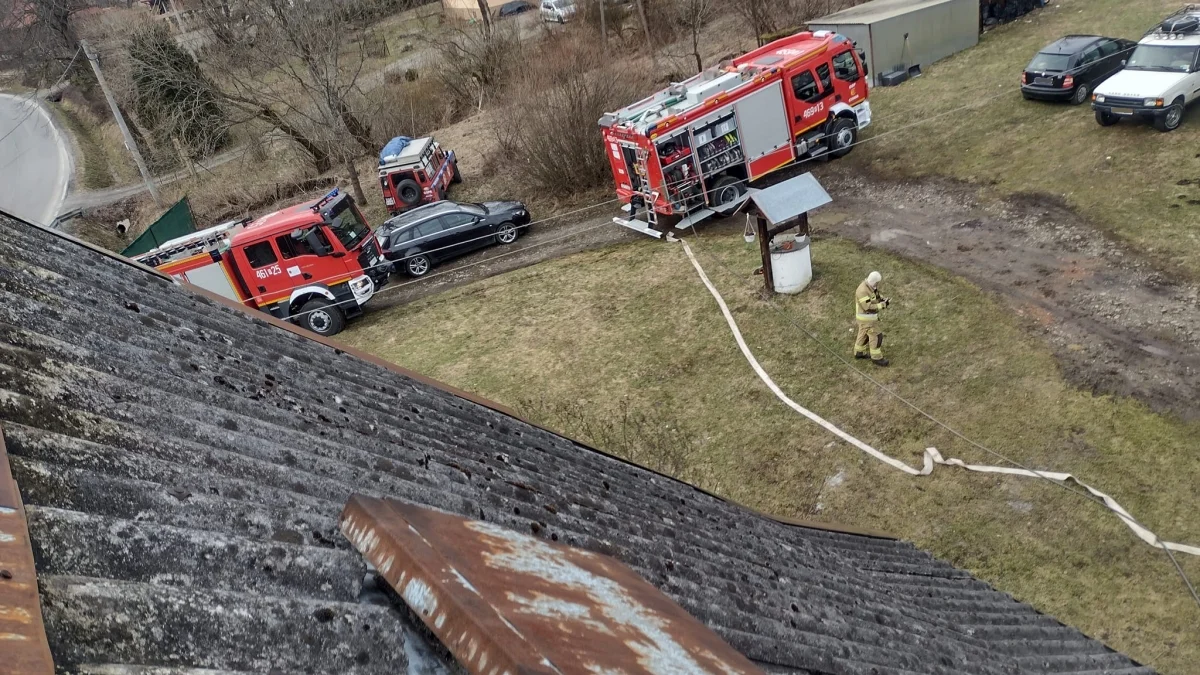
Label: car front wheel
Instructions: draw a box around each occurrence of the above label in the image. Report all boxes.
[497,223,518,245]
[1095,109,1119,126]
[1070,82,1090,106]
[406,254,432,277]
[1155,100,1185,132]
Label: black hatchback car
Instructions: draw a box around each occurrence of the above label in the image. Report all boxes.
[1021,35,1136,104]
[377,200,531,277]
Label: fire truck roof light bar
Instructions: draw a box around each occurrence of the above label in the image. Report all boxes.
[312,187,341,212]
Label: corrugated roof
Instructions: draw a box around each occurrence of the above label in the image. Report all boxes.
[341,497,765,675]
[748,173,832,225]
[0,211,1154,675]
[813,0,969,25]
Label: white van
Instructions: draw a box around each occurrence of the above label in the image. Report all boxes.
[540,0,576,23]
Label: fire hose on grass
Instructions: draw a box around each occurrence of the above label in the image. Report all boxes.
[678,238,1200,558]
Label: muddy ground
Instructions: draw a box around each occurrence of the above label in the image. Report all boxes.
[361,170,1200,422]
[817,169,1200,422]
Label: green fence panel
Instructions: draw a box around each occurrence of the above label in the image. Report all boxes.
[121,197,196,258]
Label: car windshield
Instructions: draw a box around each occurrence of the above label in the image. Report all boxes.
[461,203,486,216]
[326,199,373,250]
[1125,44,1197,72]
[1027,52,1071,72]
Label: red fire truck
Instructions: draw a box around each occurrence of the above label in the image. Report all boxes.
[599,30,870,237]
[134,189,391,337]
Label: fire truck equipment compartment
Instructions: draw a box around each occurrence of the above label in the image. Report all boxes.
[733,83,795,176]
[810,0,979,88]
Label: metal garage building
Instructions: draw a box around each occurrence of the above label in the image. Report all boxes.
[810,0,979,87]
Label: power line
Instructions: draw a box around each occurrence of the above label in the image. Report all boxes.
[0,45,82,148]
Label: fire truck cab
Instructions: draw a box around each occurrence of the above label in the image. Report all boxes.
[599,30,870,237]
[378,136,462,215]
[135,189,391,337]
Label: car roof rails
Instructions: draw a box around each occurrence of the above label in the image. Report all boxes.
[1147,4,1200,36]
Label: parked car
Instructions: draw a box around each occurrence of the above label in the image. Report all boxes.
[378,136,461,216]
[1093,7,1200,132]
[540,0,575,23]
[377,200,532,277]
[497,0,533,18]
[1021,35,1135,104]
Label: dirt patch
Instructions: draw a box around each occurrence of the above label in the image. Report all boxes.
[814,167,1200,421]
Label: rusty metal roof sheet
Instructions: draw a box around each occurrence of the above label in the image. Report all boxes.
[0,425,54,674]
[341,496,764,675]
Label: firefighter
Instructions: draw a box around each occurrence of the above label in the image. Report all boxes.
[853,271,890,366]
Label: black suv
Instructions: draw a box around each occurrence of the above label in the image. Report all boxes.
[377,200,531,277]
[1021,35,1136,104]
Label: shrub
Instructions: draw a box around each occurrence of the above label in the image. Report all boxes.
[494,37,655,197]
[364,75,457,145]
[127,23,229,160]
[431,21,522,115]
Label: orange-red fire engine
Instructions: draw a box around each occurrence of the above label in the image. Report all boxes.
[134,189,391,337]
[600,30,870,237]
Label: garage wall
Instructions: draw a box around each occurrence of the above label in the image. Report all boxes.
[872,0,978,81]
[811,0,980,86]
[443,0,487,19]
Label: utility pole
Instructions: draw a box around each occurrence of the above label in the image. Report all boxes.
[81,40,162,207]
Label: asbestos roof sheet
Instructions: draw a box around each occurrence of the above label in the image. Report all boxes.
[0,211,1154,675]
[748,173,832,225]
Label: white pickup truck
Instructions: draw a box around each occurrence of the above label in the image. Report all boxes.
[1092,7,1200,132]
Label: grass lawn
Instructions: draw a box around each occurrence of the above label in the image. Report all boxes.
[855,0,1200,278]
[342,233,1200,673]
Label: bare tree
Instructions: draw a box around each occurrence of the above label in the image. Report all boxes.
[733,0,794,46]
[674,0,718,73]
[189,0,413,201]
[475,0,493,34]
[633,0,653,52]
[429,19,522,115]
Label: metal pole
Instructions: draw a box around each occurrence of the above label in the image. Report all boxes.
[80,40,162,206]
[756,215,774,295]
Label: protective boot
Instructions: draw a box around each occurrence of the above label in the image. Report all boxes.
[872,358,890,367]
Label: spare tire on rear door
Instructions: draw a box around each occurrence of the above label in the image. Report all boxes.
[396,179,422,206]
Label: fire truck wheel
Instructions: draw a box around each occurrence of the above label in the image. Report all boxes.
[451,162,463,184]
[708,176,745,213]
[396,179,422,206]
[406,254,432,277]
[297,299,345,336]
[497,223,519,244]
[828,117,857,158]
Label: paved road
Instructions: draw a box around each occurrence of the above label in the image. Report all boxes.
[0,93,71,225]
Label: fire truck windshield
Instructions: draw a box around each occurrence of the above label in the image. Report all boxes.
[327,200,372,250]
